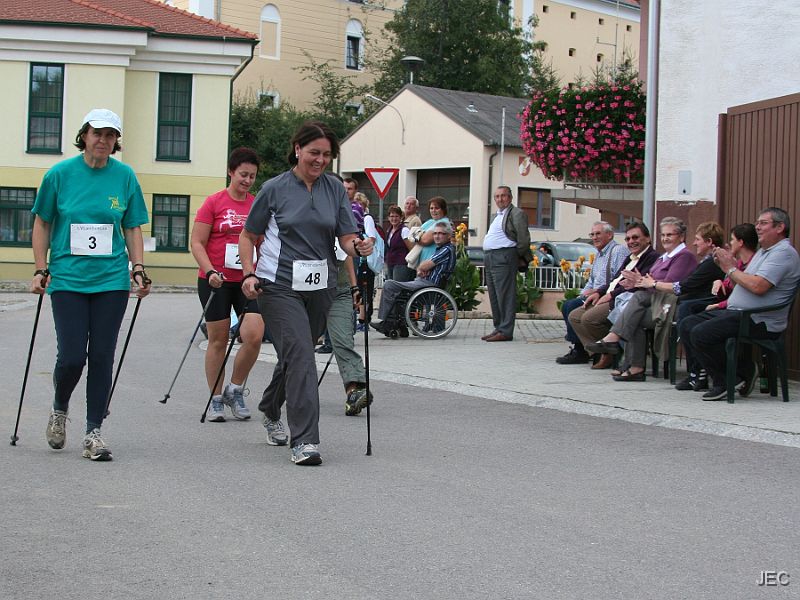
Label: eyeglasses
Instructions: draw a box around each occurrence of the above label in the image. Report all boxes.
[756,219,775,226]
[661,232,680,238]
[624,235,641,241]
[588,232,604,237]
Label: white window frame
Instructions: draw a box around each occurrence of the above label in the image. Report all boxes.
[345,19,364,71]
[258,91,280,110]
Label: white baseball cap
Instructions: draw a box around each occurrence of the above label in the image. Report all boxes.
[82,108,122,135]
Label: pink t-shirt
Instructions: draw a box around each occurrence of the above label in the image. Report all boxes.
[195,189,255,282]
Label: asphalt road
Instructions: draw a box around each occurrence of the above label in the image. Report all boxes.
[1,293,797,599]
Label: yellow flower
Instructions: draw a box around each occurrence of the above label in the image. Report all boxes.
[561,261,571,273]
[589,253,596,264]
[532,256,540,268]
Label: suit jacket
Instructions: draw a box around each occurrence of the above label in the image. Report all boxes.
[501,204,533,265]
[598,245,659,305]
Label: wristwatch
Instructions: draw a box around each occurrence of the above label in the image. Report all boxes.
[727,266,737,276]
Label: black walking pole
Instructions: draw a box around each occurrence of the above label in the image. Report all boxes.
[10,294,44,446]
[317,352,335,387]
[104,275,150,418]
[354,240,373,456]
[200,281,261,422]
[160,289,218,404]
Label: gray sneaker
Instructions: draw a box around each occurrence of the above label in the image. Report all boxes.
[263,417,288,446]
[222,384,251,420]
[291,443,322,465]
[46,409,68,449]
[82,428,112,461]
[207,396,226,422]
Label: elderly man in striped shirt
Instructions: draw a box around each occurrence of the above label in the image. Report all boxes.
[556,221,629,364]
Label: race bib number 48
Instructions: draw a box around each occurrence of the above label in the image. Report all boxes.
[70,224,113,256]
[292,259,328,291]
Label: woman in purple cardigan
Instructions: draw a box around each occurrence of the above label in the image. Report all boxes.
[586,217,698,381]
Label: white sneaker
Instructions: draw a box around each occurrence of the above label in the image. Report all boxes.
[291,443,322,465]
[46,409,68,449]
[263,417,288,446]
[82,428,112,461]
[222,384,251,420]
[207,396,226,422]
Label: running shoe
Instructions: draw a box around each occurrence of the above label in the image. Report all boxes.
[263,417,288,446]
[207,396,226,422]
[291,443,322,465]
[82,428,112,461]
[46,409,68,449]
[345,387,373,416]
[222,384,251,420]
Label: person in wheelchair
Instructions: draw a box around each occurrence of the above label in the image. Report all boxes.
[371,221,456,336]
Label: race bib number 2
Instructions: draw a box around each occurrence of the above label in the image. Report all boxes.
[224,243,257,270]
[292,259,328,291]
[70,224,113,256]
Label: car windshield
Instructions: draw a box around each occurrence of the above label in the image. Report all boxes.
[556,244,594,261]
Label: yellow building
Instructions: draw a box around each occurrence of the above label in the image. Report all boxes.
[513,0,640,84]
[0,0,256,285]
[169,0,404,110]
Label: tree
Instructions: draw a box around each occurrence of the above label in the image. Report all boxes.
[369,0,534,99]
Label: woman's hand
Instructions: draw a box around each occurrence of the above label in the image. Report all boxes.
[242,276,261,300]
[208,271,224,289]
[705,303,720,311]
[711,279,724,296]
[639,273,655,289]
[30,271,50,295]
[131,268,152,299]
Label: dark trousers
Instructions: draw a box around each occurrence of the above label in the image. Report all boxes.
[484,247,518,338]
[257,284,334,446]
[561,296,586,347]
[387,264,415,282]
[680,310,779,387]
[50,290,129,431]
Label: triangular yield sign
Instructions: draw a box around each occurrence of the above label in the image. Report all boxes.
[364,168,399,200]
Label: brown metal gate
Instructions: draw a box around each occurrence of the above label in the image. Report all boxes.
[717,92,800,378]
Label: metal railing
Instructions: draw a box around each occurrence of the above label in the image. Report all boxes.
[475,265,586,290]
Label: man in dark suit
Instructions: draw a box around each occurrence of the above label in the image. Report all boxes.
[481,186,532,342]
[568,221,659,369]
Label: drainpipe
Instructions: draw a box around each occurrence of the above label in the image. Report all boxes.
[227,39,256,166]
[487,149,498,233]
[642,0,660,234]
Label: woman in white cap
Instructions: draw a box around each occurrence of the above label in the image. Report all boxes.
[29,108,150,461]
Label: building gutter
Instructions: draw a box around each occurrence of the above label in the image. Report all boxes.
[226,38,256,167]
[486,149,498,233]
[642,0,661,234]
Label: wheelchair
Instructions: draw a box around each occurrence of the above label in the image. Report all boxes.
[379,284,458,340]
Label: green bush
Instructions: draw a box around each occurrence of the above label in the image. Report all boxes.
[447,253,481,312]
[516,268,543,313]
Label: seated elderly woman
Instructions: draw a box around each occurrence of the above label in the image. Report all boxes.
[587,219,725,382]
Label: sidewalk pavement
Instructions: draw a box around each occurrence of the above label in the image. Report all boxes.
[234,316,800,449]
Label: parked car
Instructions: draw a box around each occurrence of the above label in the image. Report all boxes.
[465,246,485,266]
[531,241,595,266]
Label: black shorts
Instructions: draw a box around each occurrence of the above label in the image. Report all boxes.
[197,277,260,322]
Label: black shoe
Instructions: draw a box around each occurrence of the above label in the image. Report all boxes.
[315,344,332,354]
[702,386,728,401]
[691,370,709,391]
[556,346,590,364]
[675,375,695,391]
[369,321,385,333]
[345,387,373,416]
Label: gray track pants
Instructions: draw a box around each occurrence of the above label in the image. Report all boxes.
[257,283,334,446]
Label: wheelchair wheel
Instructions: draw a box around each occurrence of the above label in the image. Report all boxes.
[404,288,458,339]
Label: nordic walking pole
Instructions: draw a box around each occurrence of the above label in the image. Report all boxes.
[105,274,151,418]
[354,240,372,456]
[160,289,218,404]
[317,352,335,387]
[11,294,44,446]
[200,297,253,423]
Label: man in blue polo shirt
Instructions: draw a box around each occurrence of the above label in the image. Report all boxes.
[372,221,455,331]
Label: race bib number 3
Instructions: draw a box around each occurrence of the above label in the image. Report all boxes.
[70,224,113,256]
[224,243,257,270]
[292,259,328,291]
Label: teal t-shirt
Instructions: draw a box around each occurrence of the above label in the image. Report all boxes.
[32,155,149,294]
